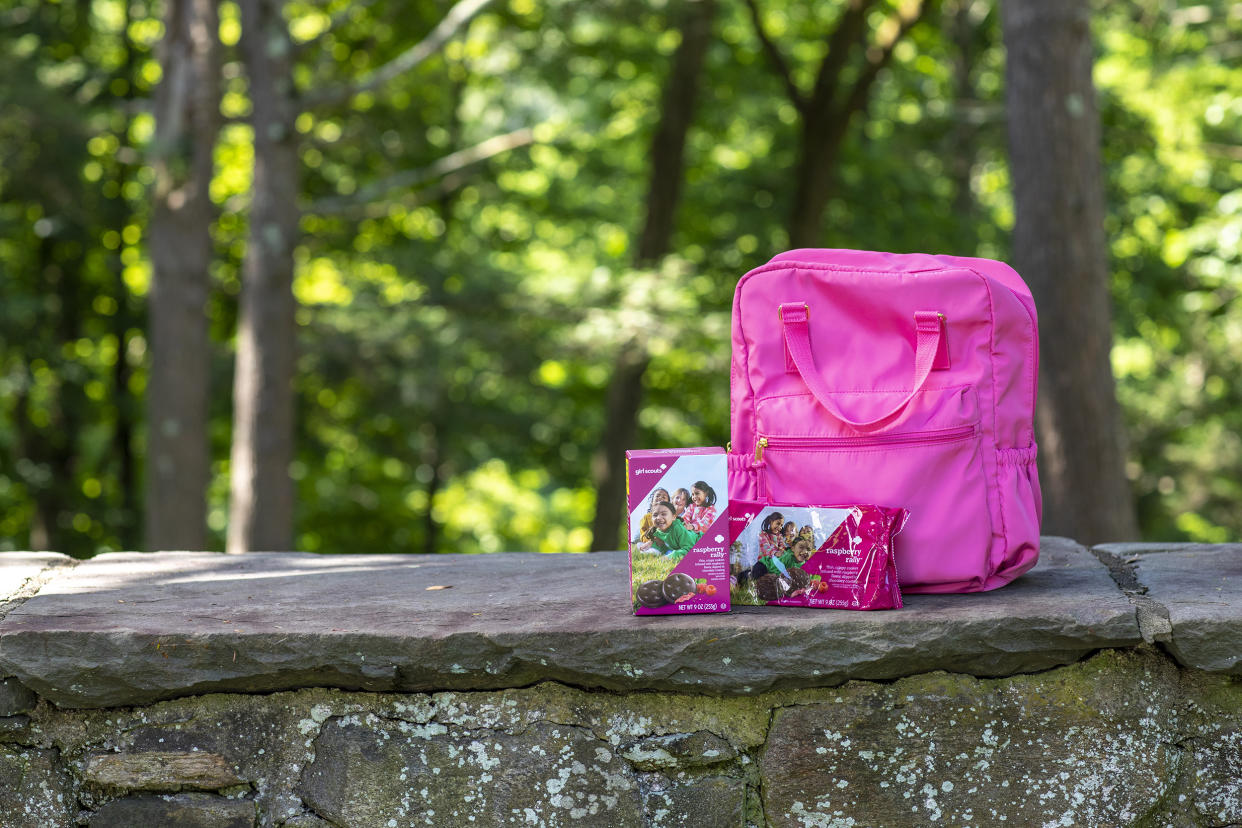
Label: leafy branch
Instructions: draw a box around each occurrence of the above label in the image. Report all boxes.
[307,126,535,215]
[303,0,494,109]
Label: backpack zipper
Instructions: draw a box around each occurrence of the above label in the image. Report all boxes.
[754,425,978,462]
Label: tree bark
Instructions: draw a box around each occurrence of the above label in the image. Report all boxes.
[109,14,137,551]
[422,456,442,557]
[745,0,931,248]
[588,0,715,552]
[589,345,651,551]
[944,0,985,223]
[24,237,85,553]
[787,114,851,249]
[229,0,300,553]
[1001,0,1139,543]
[634,0,715,264]
[146,0,219,551]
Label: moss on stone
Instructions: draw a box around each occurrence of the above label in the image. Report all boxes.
[4,649,1242,826]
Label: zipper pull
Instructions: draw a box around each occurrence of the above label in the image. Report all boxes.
[754,437,768,463]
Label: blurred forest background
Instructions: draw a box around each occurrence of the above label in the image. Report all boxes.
[1,0,1240,558]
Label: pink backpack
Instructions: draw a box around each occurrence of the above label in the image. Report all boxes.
[728,249,1042,593]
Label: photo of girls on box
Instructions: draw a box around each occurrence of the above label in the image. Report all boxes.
[730,506,840,605]
[632,480,719,560]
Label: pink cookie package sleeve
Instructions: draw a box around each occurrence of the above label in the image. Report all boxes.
[626,448,730,615]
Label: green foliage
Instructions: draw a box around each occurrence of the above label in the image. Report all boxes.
[0,0,153,556]
[1,0,1239,554]
[1096,0,1242,541]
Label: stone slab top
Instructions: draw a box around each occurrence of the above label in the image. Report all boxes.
[1097,542,1242,674]
[0,537,1231,709]
[0,552,74,608]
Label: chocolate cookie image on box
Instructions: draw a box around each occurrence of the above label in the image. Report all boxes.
[636,579,669,608]
[754,567,811,602]
[787,567,811,592]
[663,572,696,603]
[753,573,788,603]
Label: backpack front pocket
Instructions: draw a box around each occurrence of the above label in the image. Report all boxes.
[753,389,993,591]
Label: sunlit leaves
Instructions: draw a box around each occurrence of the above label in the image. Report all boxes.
[434,459,593,554]
[3,0,1241,555]
[1096,0,1242,541]
[0,0,157,553]
[219,3,242,47]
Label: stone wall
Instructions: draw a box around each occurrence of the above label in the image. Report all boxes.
[2,650,1241,827]
[1,539,1240,827]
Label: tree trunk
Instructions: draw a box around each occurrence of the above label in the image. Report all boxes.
[588,0,715,552]
[114,296,138,547]
[786,114,849,249]
[146,0,219,551]
[766,0,929,249]
[117,4,138,549]
[944,0,984,223]
[423,460,442,557]
[229,0,300,553]
[634,0,715,263]
[25,237,85,553]
[1002,0,1139,543]
[588,345,651,551]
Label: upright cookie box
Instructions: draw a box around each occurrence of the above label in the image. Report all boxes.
[625,448,730,615]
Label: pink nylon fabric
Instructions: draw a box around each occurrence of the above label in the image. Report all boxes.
[729,249,1042,593]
